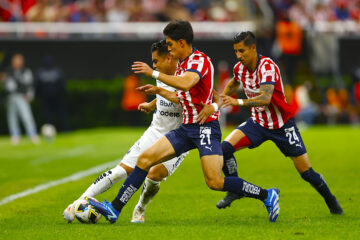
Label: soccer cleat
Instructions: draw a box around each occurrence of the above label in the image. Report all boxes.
[325,196,343,215]
[63,203,76,223]
[88,199,119,223]
[264,188,280,222]
[216,192,243,209]
[131,205,145,223]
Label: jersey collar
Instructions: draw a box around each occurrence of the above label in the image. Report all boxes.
[180,47,197,64]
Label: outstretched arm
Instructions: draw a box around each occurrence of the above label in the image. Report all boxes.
[137,84,179,104]
[221,84,274,108]
[138,99,156,114]
[132,61,200,91]
[223,78,240,96]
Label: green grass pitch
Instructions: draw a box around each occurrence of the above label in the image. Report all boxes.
[0,126,359,240]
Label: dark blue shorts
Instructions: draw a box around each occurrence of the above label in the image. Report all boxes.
[165,120,222,157]
[237,118,307,157]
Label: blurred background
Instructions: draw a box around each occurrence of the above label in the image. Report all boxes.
[1,0,360,144]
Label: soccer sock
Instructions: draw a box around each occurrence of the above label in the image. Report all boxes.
[223,177,268,201]
[111,166,148,212]
[80,165,127,199]
[221,141,239,177]
[301,167,334,200]
[136,177,160,210]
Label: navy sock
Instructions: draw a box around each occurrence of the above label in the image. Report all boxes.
[223,177,268,201]
[222,141,239,177]
[111,166,148,212]
[301,167,334,201]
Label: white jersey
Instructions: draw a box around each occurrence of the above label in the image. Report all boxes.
[121,80,187,174]
[150,80,183,134]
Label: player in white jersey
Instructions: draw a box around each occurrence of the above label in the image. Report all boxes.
[63,40,188,223]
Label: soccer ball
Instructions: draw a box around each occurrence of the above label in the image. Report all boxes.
[41,124,56,141]
[74,197,102,224]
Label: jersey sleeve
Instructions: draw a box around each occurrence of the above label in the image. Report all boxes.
[232,63,241,82]
[185,55,207,79]
[259,61,276,85]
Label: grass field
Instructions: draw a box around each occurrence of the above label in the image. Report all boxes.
[0,126,359,240]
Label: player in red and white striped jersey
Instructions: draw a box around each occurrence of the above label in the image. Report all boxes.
[88,21,281,223]
[218,31,343,215]
[174,49,219,124]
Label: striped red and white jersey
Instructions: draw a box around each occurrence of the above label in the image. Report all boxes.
[175,49,219,124]
[233,55,294,129]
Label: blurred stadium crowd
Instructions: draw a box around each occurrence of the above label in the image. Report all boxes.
[1,0,360,144]
[0,0,359,23]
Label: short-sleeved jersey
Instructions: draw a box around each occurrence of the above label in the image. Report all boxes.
[233,55,294,129]
[175,49,219,124]
[151,80,183,135]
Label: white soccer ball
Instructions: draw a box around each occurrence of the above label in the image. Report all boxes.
[74,197,102,224]
[41,124,56,141]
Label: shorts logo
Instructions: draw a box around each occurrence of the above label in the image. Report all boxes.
[205,146,212,151]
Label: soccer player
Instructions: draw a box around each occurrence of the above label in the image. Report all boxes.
[63,40,190,223]
[89,20,280,223]
[217,31,343,215]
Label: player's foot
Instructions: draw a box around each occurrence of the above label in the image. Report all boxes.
[88,199,119,223]
[216,192,243,209]
[63,203,75,223]
[264,188,280,222]
[131,205,145,223]
[325,196,343,215]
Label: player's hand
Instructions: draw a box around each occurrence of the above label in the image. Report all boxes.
[136,84,159,95]
[138,102,155,113]
[132,61,153,77]
[221,94,239,107]
[196,102,215,125]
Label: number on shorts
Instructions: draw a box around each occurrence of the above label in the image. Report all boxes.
[285,127,299,145]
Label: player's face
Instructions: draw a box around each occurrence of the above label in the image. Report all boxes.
[233,42,257,67]
[165,37,182,60]
[152,51,168,73]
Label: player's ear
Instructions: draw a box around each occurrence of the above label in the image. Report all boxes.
[179,39,186,48]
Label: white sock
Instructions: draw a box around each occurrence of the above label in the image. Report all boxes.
[80,165,127,199]
[137,177,160,210]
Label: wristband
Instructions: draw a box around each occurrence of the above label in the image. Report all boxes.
[238,99,244,106]
[211,103,219,112]
[152,70,160,79]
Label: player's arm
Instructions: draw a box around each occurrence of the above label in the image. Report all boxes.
[196,90,221,125]
[223,78,240,96]
[138,98,156,114]
[132,61,200,91]
[221,84,274,108]
[137,84,179,104]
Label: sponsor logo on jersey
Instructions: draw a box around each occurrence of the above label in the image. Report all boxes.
[159,99,175,108]
[158,110,181,118]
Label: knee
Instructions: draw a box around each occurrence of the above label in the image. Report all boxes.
[137,152,154,171]
[147,165,168,182]
[205,177,224,191]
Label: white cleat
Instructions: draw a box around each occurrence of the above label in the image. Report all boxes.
[130,205,145,223]
[63,203,76,223]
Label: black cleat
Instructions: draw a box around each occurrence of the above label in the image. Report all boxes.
[216,192,243,209]
[325,196,343,215]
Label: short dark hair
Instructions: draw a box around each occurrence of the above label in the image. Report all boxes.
[163,20,193,44]
[151,40,169,56]
[233,31,256,46]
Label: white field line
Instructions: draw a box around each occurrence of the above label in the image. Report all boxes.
[0,160,119,206]
[30,145,94,166]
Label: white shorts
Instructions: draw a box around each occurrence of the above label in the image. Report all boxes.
[120,126,188,177]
